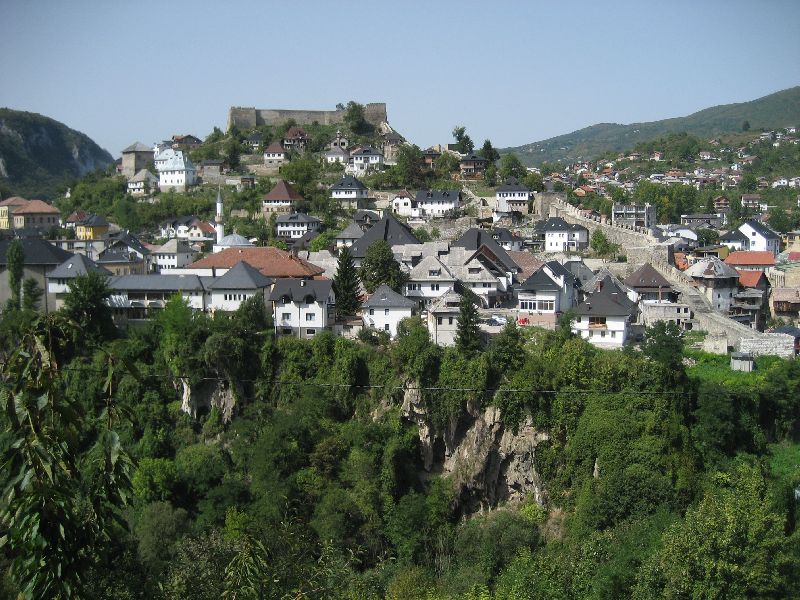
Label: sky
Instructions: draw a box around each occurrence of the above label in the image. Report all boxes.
[1,0,799,158]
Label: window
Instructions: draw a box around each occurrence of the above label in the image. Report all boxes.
[589,316,606,327]
[611,331,616,338]
[437,317,443,325]
[448,317,453,325]
[384,324,390,331]
[384,308,389,315]
[431,284,440,291]
[306,329,315,336]
[306,314,315,321]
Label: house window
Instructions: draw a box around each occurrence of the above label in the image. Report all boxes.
[384,324,390,331]
[369,308,374,315]
[448,317,453,325]
[611,331,616,338]
[431,284,440,291]
[384,308,389,315]
[306,329,315,336]
[306,314,315,321]
[437,317,443,325]
[589,316,606,328]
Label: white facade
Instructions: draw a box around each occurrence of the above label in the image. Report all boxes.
[392,193,417,218]
[350,147,384,172]
[263,143,287,167]
[572,314,628,348]
[273,287,335,339]
[209,289,264,312]
[404,256,456,306]
[363,306,413,338]
[415,190,461,217]
[276,215,321,239]
[739,221,781,255]
[153,243,195,272]
[545,227,589,252]
[154,149,197,192]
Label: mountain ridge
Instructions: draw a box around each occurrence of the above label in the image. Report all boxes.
[501,86,800,166]
[0,108,114,200]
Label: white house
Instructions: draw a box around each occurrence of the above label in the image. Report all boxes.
[46,254,111,310]
[331,175,369,209]
[516,261,576,329]
[154,148,197,192]
[391,190,417,218]
[542,217,589,252]
[414,190,461,218]
[335,222,364,249]
[405,255,456,307]
[276,213,321,240]
[361,284,417,338]
[738,219,781,255]
[426,290,462,347]
[571,287,633,348]
[324,146,349,165]
[263,142,288,167]
[491,228,524,251]
[152,239,197,272]
[495,178,531,215]
[127,169,158,196]
[208,261,272,312]
[106,274,208,324]
[350,146,384,173]
[269,278,335,338]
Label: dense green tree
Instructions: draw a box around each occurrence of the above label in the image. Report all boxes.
[484,163,498,186]
[333,247,361,317]
[742,120,751,132]
[499,153,526,181]
[435,151,460,177]
[394,144,428,188]
[344,100,372,135]
[452,125,474,154]
[479,139,500,163]
[455,292,481,358]
[740,172,758,193]
[6,238,23,310]
[590,229,619,257]
[359,240,406,293]
[21,279,42,315]
[695,227,719,245]
[62,271,115,343]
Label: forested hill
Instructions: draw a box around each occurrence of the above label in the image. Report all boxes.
[0,108,113,200]
[501,86,800,166]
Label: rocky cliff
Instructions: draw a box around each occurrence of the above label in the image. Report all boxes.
[0,108,113,200]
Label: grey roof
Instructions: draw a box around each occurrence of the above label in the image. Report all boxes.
[460,153,488,163]
[575,288,634,317]
[218,233,254,246]
[48,254,111,279]
[720,229,748,242]
[623,263,673,291]
[775,325,800,338]
[354,209,380,223]
[451,228,517,273]
[492,228,522,243]
[0,238,72,266]
[496,177,530,193]
[331,175,367,191]
[130,168,157,183]
[414,190,460,202]
[562,260,594,286]
[154,239,195,254]
[106,231,150,256]
[518,268,560,292]
[268,278,332,302]
[545,260,577,285]
[109,274,205,292]
[97,248,145,264]
[541,216,586,233]
[276,212,321,225]
[78,214,108,227]
[362,284,417,309]
[122,142,152,153]
[685,257,740,279]
[209,261,272,290]
[743,219,780,241]
[350,213,420,259]
[335,222,364,240]
[353,145,383,157]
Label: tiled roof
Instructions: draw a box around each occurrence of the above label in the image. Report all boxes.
[13,199,60,214]
[264,180,303,202]
[331,175,367,191]
[190,246,324,278]
[735,269,766,288]
[362,284,417,309]
[507,251,543,281]
[268,278,331,302]
[724,251,776,267]
[264,142,285,154]
[623,263,673,290]
[209,261,272,290]
[48,254,111,279]
[771,288,800,303]
[0,196,29,207]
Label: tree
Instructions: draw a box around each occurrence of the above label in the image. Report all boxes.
[767,204,791,233]
[479,139,500,163]
[452,126,474,154]
[590,229,619,257]
[359,240,406,293]
[333,247,361,316]
[394,144,427,188]
[484,163,498,186]
[21,277,43,312]
[696,228,719,246]
[740,173,758,193]
[6,238,23,310]
[344,101,372,135]
[499,153,526,181]
[742,120,751,132]
[224,137,241,171]
[455,292,482,357]
[62,271,115,343]
[435,152,460,177]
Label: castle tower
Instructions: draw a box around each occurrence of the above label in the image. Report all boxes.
[215,187,224,244]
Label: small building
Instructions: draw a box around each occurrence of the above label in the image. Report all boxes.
[282,127,308,152]
[324,146,349,165]
[391,189,416,217]
[0,197,31,229]
[120,142,155,179]
[571,287,633,348]
[685,257,740,312]
[772,288,800,322]
[12,199,61,231]
[724,251,776,272]
[541,217,589,252]
[263,142,288,168]
[459,153,488,178]
[623,263,677,302]
[730,352,755,372]
[414,190,462,218]
[329,130,348,150]
[426,290,462,346]
[351,146,384,172]
[208,261,272,312]
[738,220,781,256]
[361,284,416,337]
[495,178,531,215]
[75,214,109,241]
[154,148,197,192]
[262,179,303,215]
[405,255,456,307]
[276,213,321,240]
[245,133,264,151]
[46,254,112,310]
[491,228,524,252]
[331,175,369,209]
[269,278,335,338]
[152,238,197,272]
[0,238,72,311]
[127,169,158,196]
[681,213,723,228]
[741,194,762,210]
[335,222,364,249]
[611,203,657,229]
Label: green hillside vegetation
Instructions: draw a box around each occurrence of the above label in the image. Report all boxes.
[0,108,113,200]
[502,86,800,166]
[1,283,799,599]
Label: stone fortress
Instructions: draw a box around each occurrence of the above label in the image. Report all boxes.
[228,103,388,130]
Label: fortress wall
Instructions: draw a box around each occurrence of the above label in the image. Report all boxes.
[228,103,388,130]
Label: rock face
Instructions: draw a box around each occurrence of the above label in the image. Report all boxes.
[400,381,548,513]
[177,377,241,422]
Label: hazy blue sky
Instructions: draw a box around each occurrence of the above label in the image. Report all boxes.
[1,0,799,157]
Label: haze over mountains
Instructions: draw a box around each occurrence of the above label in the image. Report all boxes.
[501,86,800,166]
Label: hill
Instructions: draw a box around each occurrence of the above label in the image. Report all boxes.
[502,86,800,166]
[0,108,113,200]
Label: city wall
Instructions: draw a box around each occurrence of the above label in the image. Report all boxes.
[228,103,388,130]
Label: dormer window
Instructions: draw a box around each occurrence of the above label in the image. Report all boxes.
[428,269,440,277]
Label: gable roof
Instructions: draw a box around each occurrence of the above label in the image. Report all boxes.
[735,269,767,288]
[268,278,331,302]
[541,216,585,233]
[264,179,303,202]
[154,238,195,254]
[109,274,204,292]
[122,142,152,153]
[685,257,740,279]
[415,190,460,202]
[724,251,776,267]
[451,228,517,273]
[496,177,530,193]
[773,288,800,303]
[276,212,321,225]
[363,284,417,309]
[460,153,488,163]
[48,254,111,279]
[352,145,383,157]
[350,213,420,259]
[264,141,286,154]
[13,199,60,215]
[284,126,307,139]
[741,219,780,241]
[519,267,560,292]
[409,255,455,281]
[210,261,273,290]
[0,196,30,208]
[623,263,673,291]
[190,246,324,278]
[130,168,157,183]
[331,175,367,192]
[0,238,72,266]
[492,228,523,243]
[575,288,634,317]
[507,250,543,281]
[335,222,364,240]
[720,229,748,242]
[77,214,108,228]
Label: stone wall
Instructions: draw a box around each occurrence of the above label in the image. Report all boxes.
[739,334,796,358]
[228,103,388,130]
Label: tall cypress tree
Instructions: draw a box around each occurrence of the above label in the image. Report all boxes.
[6,239,24,310]
[333,247,361,316]
[455,291,482,357]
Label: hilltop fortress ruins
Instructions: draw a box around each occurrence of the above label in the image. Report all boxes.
[228,103,388,130]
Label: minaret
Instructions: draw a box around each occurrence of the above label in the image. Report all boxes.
[215,187,224,244]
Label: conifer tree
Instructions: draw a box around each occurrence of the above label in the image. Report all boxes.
[359,240,406,294]
[455,291,482,357]
[333,247,361,316]
[6,238,23,310]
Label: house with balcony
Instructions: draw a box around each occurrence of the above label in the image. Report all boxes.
[571,287,634,348]
[459,153,488,178]
[282,127,308,152]
[269,278,335,338]
[262,179,303,215]
[350,146,384,173]
[611,203,657,228]
[404,255,456,307]
[331,175,369,209]
[495,178,531,215]
[263,142,288,168]
[541,217,589,252]
[414,189,462,218]
[276,213,321,240]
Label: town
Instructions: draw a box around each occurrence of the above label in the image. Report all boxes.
[2,103,799,364]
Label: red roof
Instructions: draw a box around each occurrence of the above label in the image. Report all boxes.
[0,196,30,207]
[264,142,285,154]
[197,221,217,234]
[735,269,766,288]
[65,210,88,223]
[285,127,307,139]
[189,246,324,278]
[13,199,60,214]
[263,179,304,202]
[724,251,775,267]
[788,252,800,262]
[507,250,544,282]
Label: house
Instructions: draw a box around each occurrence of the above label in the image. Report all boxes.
[335,222,364,249]
[127,169,158,196]
[160,215,216,241]
[611,203,657,228]
[262,179,303,215]
[571,287,634,348]
[208,261,272,312]
[772,288,800,323]
[685,257,740,312]
[331,175,369,209]
[641,301,694,330]
[495,178,531,215]
[491,228,524,252]
[426,290,463,346]
[350,146,384,172]
[46,254,111,310]
[516,262,576,329]
[282,127,308,152]
[541,217,589,252]
[120,142,155,179]
[276,213,321,240]
[171,134,202,149]
[152,239,197,272]
[106,274,207,324]
[362,284,416,337]
[154,148,197,192]
[623,263,677,302]
[713,196,730,211]
[12,199,61,231]
[353,210,381,231]
[719,229,749,251]
[0,238,72,311]
[245,133,264,151]
[63,210,88,229]
[741,194,761,210]
[738,220,781,255]
[0,197,30,229]
[414,190,462,218]
[329,130,348,149]
[349,212,419,265]
[681,213,723,228]
[391,189,416,217]
[405,255,457,307]
[263,142,288,168]
[75,214,109,240]
[96,245,148,275]
[269,278,334,338]
[724,251,776,272]
[459,153,488,178]
[324,146,349,165]
[422,148,441,169]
